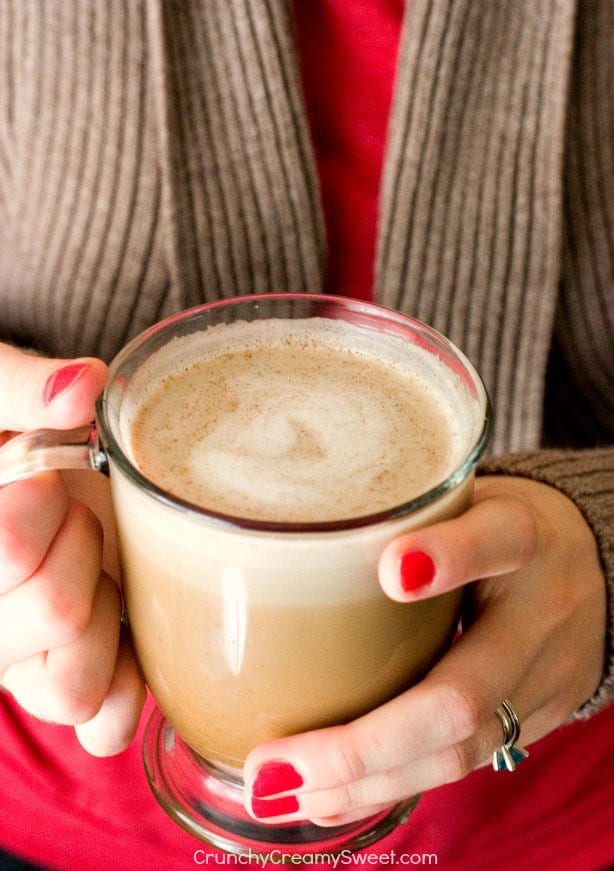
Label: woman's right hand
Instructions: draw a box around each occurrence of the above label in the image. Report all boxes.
[0,343,146,755]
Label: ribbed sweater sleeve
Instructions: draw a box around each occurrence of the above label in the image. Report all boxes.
[480,448,614,717]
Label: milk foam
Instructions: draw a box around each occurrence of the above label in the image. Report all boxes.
[122,318,480,523]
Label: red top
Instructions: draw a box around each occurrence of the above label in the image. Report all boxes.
[294,0,402,301]
[1,3,613,869]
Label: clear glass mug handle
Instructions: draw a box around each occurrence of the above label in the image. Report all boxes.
[0,425,108,487]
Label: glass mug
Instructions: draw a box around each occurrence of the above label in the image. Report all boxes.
[0,295,490,859]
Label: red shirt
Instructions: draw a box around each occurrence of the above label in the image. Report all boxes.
[294,0,402,301]
[1,3,613,869]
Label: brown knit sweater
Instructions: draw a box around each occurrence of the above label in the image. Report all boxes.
[0,0,612,713]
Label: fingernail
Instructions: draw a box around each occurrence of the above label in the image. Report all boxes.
[251,760,304,797]
[400,550,436,592]
[251,795,300,819]
[43,363,90,405]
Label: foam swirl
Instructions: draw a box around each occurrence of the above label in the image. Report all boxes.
[129,328,461,522]
[189,370,400,519]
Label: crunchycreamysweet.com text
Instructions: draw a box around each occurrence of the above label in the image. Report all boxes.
[193,849,439,866]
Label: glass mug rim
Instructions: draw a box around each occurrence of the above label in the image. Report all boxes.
[97,292,492,534]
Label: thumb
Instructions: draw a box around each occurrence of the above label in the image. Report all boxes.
[0,343,108,432]
[377,494,537,603]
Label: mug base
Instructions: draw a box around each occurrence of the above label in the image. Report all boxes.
[143,706,419,860]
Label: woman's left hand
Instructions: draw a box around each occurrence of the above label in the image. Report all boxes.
[243,476,606,825]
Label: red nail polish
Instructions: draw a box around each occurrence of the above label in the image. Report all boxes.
[251,760,304,797]
[251,795,300,819]
[400,550,436,592]
[43,363,90,405]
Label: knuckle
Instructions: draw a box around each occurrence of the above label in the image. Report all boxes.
[70,499,104,545]
[37,586,91,647]
[434,742,474,784]
[336,728,368,783]
[326,784,356,817]
[434,683,484,744]
[509,499,538,564]
[0,524,39,585]
[46,684,103,726]
[540,584,575,627]
[1,657,103,727]
[539,559,599,630]
[0,476,67,585]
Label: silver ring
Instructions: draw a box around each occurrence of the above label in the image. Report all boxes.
[493,700,529,772]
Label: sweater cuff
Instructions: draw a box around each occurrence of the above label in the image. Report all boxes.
[478,447,614,719]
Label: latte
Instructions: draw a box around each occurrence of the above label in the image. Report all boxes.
[112,311,483,767]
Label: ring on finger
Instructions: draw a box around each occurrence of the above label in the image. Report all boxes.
[493,699,529,772]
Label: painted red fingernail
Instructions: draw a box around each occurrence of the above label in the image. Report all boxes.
[43,363,90,405]
[251,760,304,798]
[400,550,436,592]
[251,795,300,819]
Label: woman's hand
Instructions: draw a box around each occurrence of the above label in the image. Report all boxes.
[0,343,146,756]
[243,476,606,825]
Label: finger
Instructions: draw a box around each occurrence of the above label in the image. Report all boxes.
[0,471,69,593]
[378,494,537,601]
[1,572,120,724]
[75,632,147,757]
[0,343,107,432]
[244,681,497,813]
[276,728,501,826]
[244,695,514,825]
[62,470,120,582]
[297,695,544,825]
[0,499,103,673]
[40,573,121,724]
